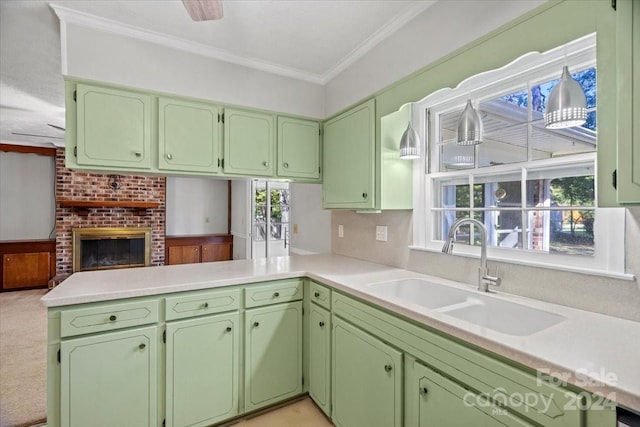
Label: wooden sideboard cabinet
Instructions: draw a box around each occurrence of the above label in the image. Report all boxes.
[0,240,56,291]
[165,234,233,265]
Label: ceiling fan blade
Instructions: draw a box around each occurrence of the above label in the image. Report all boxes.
[182,0,223,21]
[11,132,65,140]
[48,123,66,131]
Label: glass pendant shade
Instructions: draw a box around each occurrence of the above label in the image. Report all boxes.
[456,99,483,145]
[544,65,587,129]
[399,122,420,159]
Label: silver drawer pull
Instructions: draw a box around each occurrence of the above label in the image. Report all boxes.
[109,315,117,322]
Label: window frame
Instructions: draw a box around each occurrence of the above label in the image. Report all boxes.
[410,34,629,279]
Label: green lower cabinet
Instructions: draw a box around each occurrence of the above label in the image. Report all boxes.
[308,304,331,417]
[332,316,402,427]
[165,312,239,427]
[245,301,303,412]
[405,355,533,427]
[60,326,157,427]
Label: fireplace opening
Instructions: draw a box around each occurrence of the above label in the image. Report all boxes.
[73,227,151,272]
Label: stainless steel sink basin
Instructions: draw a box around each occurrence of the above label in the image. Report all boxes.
[368,278,565,336]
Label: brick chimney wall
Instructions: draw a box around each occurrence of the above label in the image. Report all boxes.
[55,149,166,275]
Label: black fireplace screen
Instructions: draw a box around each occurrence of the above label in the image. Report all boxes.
[80,237,145,270]
[73,227,151,272]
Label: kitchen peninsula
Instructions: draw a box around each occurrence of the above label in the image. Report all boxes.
[42,254,639,427]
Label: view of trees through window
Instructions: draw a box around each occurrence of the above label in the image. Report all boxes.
[434,64,597,257]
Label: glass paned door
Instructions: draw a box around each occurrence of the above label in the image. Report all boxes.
[251,180,290,259]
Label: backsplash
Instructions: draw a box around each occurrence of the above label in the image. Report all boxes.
[55,149,166,275]
[332,208,640,322]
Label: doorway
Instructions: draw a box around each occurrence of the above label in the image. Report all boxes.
[251,181,290,259]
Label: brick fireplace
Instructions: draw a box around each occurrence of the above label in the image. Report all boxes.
[55,149,166,275]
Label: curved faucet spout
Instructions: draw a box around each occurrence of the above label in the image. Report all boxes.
[441,217,501,292]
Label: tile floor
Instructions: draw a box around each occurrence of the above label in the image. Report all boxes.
[228,398,333,427]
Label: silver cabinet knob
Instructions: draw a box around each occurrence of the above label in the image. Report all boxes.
[263,161,269,167]
[166,153,173,160]
[362,193,368,199]
[384,364,393,372]
[134,151,142,157]
[283,162,289,168]
[139,343,146,350]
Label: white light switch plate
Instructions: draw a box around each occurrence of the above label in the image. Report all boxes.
[338,225,344,238]
[376,226,388,242]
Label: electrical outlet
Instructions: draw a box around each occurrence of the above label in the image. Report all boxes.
[338,225,344,238]
[376,226,388,242]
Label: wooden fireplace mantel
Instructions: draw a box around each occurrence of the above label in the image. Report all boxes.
[58,200,160,216]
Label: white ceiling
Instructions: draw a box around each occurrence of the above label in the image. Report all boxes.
[1,0,437,147]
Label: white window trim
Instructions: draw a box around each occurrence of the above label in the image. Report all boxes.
[409,34,632,280]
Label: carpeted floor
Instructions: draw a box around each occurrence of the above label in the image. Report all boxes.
[0,289,48,427]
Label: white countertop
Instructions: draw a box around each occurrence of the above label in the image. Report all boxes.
[42,253,640,411]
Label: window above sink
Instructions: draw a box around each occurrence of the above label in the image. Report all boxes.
[411,34,628,278]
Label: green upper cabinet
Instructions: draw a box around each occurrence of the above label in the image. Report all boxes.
[158,97,221,173]
[332,316,402,427]
[60,326,157,427]
[75,84,152,170]
[323,98,413,210]
[165,312,239,427]
[224,108,275,176]
[244,301,302,412]
[277,116,321,180]
[615,0,640,204]
[323,99,376,209]
[308,304,331,418]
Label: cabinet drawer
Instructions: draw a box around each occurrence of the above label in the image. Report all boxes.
[309,281,331,310]
[244,279,303,308]
[60,299,159,338]
[165,287,240,321]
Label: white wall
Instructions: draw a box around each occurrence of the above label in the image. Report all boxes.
[63,23,324,119]
[290,183,331,254]
[0,151,55,240]
[165,176,228,236]
[230,180,250,260]
[323,0,544,117]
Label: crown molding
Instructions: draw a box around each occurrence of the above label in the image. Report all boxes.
[49,3,325,84]
[322,1,437,83]
[49,2,434,86]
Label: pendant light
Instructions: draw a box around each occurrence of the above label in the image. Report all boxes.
[399,122,420,159]
[544,65,587,129]
[456,99,483,145]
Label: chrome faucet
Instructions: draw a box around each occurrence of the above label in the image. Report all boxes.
[442,218,501,292]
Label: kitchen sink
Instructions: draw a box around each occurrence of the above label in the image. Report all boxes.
[368,278,565,336]
[368,278,471,309]
[437,297,566,336]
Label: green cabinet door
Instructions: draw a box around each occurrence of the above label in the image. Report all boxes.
[616,0,640,203]
[405,356,533,427]
[158,97,221,173]
[76,84,152,169]
[224,108,274,176]
[245,301,302,412]
[323,99,375,209]
[60,326,157,427]
[332,316,402,427]
[277,116,321,180]
[308,304,331,417]
[165,312,239,427]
